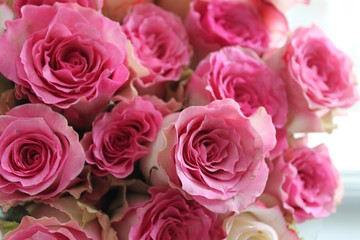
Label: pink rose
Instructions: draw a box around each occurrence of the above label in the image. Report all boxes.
[186,46,288,157]
[223,202,299,240]
[261,142,343,222]
[122,3,192,86]
[81,96,163,178]
[13,0,103,17]
[3,217,93,240]
[127,187,225,240]
[0,3,129,129]
[0,104,85,207]
[0,1,13,35]
[186,0,288,65]
[264,25,359,132]
[142,99,276,213]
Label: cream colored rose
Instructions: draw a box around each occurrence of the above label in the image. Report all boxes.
[223,203,299,240]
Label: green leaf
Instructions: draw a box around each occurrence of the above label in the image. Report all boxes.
[0,219,19,237]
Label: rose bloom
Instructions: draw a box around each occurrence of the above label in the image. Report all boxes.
[261,143,343,223]
[123,187,225,240]
[0,1,13,35]
[122,3,192,86]
[142,99,276,213]
[264,25,359,132]
[13,0,103,17]
[186,46,288,157]
[3,217,93,240]
[81,96,163,178]
[0,3,129,129]
[0,104,85,207]
[223,202,299,240]
[186,0,288,64]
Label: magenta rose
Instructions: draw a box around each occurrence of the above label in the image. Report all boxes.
[264,25,359,132]
[186,46,288,157]
[126,187,225,240]
[0,3,129,129]
[261,142,343,222]
[0,104,85,207]
[142,99,276,213]
[122,3,192,86]
[0,1,13,35]
[81,96,163,179]
[13,0,103,17]
[3,217,93,240]
[185,0,288,65]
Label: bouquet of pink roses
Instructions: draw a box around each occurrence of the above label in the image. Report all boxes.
[0,0,358,239]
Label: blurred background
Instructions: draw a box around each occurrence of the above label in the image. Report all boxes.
[287,0,360,239]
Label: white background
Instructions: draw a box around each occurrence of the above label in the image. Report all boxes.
[287,0,360,239]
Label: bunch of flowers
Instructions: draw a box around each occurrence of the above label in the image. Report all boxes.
[0,0,358,239]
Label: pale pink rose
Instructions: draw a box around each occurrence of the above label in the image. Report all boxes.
[3,217,93,240]
[186,0,288,65]
[261,142,343,223]
[264,25,359,132]
[156,0,192,19]
[186,46,288,157]
[122,3,192,86]
[0,3,129,129]
[0,1,13,35]
[13,0,103,17]
[102,0,153,23]
[141,99,276,213]
[0,104,85,207]
[223,202,299,240]
[127,187,225,240]
[81,96,162,178]
[266,0,310,12]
